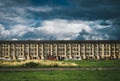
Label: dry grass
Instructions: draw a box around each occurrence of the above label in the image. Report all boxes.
[0,60,78,68]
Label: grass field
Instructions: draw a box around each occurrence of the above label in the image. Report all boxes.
[0,70,120,81]
[0,60,120,68]
[0,60,120,81]
[64,60,120,67]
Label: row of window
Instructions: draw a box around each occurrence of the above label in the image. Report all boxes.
[1,43,119,47]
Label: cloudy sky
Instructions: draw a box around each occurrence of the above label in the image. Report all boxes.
[0,0,120,40]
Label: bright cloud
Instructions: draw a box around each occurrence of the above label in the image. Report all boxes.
[0,19,111,40]
[0,24,10,38]
[35,19,92,40]
[27,6,53,12]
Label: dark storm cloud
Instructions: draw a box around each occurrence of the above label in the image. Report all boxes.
[0,0,120,20]
[0,0,120,40]
[28,0,120,20]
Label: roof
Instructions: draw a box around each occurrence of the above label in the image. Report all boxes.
[0,40,120,44]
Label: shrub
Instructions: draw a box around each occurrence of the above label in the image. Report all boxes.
[23,62,39,68]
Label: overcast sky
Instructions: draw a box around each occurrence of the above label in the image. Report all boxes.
[0,0,120,40]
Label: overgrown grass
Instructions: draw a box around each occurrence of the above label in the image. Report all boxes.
[0,70,120,81]
[0,60,120,68]
[0,60,78,68]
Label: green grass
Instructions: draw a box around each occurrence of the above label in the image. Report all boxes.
[0,70,120,81]
[64,60,120,67]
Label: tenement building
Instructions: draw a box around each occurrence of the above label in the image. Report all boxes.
[0,40,120,60]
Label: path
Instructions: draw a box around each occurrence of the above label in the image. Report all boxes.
[0,67,120,71]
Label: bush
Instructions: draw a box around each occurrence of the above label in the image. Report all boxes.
[23,62,39,68]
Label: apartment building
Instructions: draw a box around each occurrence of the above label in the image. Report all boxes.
[0,40,120,60]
